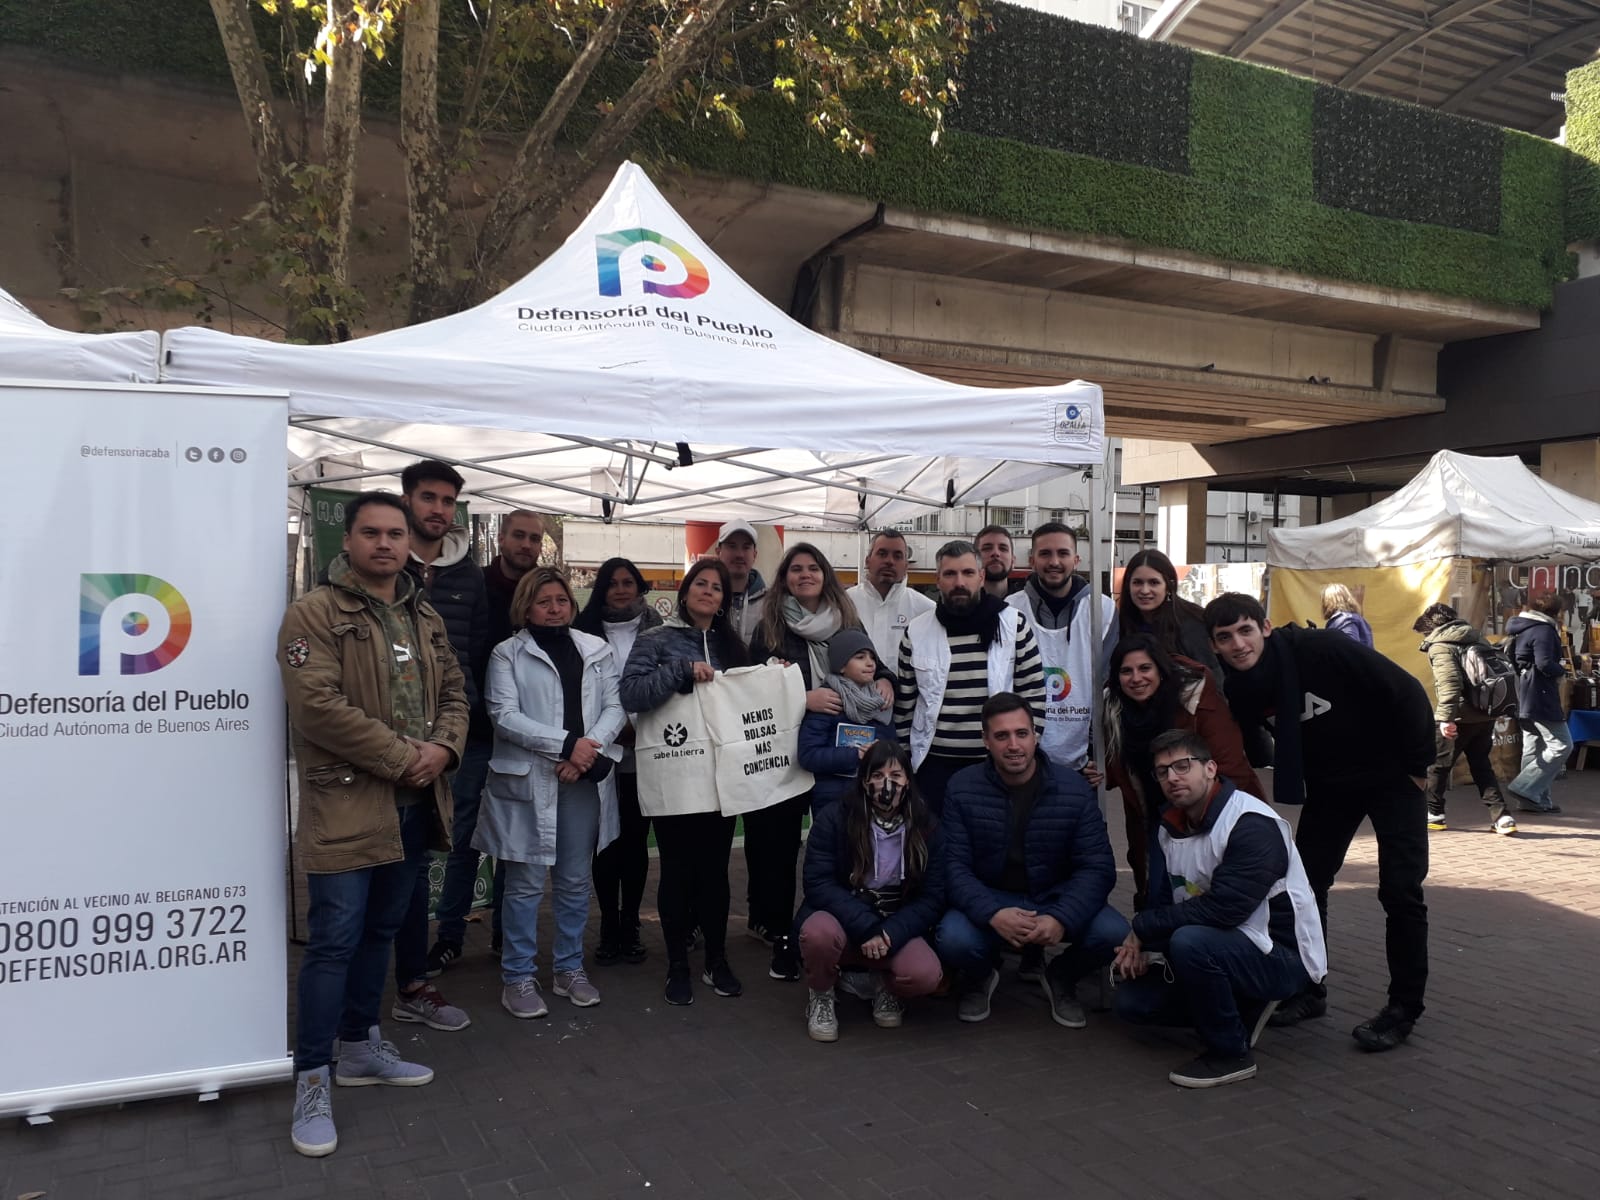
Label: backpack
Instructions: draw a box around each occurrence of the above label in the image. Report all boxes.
[1458,641,1519,718]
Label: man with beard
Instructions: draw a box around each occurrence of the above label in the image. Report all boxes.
[715,519,767,646]
[484,510,545,647]
[381,460,484,1029]
[1006,522,1117,770]
[428,507,544,972]
[847,529,934,667]
[896,540,1045,812]
[1203,593,1433,1053]
[975,524,1022,599]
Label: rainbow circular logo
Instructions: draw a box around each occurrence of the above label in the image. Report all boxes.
[79,573,192,676]
[595,228,709,300]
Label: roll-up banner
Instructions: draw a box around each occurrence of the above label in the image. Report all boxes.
[0,382,292,1117]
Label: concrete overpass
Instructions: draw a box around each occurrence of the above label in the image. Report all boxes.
[3,2,1598,551]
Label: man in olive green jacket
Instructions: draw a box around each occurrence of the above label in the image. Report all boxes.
[279,491,468,1159]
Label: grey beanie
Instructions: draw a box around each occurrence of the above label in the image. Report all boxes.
[827,628,877,675]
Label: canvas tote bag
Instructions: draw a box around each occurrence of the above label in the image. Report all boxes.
[697,662,815,816]
[634,685,718,817]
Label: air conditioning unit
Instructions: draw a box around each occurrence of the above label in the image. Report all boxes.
[1246,509,1261,523]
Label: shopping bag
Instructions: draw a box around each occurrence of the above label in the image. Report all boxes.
[634,686,718,817]
[697,662,815,816]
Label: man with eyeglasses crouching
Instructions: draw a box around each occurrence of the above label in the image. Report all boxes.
[1112,731,1327,1089]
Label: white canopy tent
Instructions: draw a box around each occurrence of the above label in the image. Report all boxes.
[0,286,161,384]
[158,162,1105,526]
[1268,450,1600,569]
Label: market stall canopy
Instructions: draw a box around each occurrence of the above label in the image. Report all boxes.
[159,162,1104,524]
[0,286,161,383]
[1267,450,1600,569]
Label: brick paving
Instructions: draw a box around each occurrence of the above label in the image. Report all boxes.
[5,767,1599,1199]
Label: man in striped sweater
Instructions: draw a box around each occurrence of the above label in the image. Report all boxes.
[896,540,1046,813]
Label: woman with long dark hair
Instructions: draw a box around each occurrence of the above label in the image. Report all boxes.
[574,558,663,965]
[620,558,748,1007]
[1087,633,1259,910]
[797,739,944,1041]
[747,542,893,982]
[1116,549,1221,681]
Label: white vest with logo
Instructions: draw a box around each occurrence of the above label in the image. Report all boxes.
[1159,790,1328,982]
[1006,589,1114,768]
[847,581,935,669]
[905,607,1020,768]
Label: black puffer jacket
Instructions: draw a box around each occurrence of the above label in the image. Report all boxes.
[405,528,490,737]
[1508,612,1567,726]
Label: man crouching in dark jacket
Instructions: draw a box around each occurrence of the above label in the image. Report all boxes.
[934,693,1127,1029]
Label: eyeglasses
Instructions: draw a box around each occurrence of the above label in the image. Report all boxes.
[1153,757,1206,779]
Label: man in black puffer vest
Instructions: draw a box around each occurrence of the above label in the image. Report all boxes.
[387,460,489,1032]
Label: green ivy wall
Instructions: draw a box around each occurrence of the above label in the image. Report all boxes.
[6,0,1599,311]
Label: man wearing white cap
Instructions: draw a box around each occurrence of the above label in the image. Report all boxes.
[716,519,767,647]
[847,529,935,669]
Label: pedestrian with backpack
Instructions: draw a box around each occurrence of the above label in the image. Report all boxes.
[1413,604,1517,836]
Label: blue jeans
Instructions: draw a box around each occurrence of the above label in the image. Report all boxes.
[500,781,602,981]
[933,892,1129,985]
[1114,925,1311,1058]
[1510,718,1571,808]
[434,737,496,945]
[295,803,429,1071]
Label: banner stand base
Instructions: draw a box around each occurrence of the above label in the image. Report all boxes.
[1,1057,292,1121]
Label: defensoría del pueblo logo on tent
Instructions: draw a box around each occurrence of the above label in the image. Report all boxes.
[79,573,192,676]
[595,228,709,300]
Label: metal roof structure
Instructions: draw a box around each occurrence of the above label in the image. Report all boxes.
[1143,0,1600,134]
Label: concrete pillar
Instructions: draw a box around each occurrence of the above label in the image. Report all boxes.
[1542,439,1600,503]
[1156,482,1208,564]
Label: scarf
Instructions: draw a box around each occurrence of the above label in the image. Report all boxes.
[781,594,842,684]
[826,673,890,724]
[526,623,584,749]
[1118,680,1182,778]
[601,599,645,623]
[935,590,1007,647]
[1220,633,1305,805]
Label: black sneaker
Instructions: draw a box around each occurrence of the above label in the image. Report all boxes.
[1169,1051,1257,1089]
[1352,1003,1416,1052]
[745,919,773,946]
[702,959,743,997]
[621,933,648,964]
[595,938,622,966]
[424,939,462,978]
[1266,989,1327,1027]
[664,963,694,1006]
[768,934,800,982]
[1016,945,1044,983]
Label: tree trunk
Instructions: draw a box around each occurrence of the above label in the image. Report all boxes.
[402,0,453,326]
[206,0,291,219]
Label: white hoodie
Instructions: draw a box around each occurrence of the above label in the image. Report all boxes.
[847,580,935,667]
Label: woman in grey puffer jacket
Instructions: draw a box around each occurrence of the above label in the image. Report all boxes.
[620,559,748,1008]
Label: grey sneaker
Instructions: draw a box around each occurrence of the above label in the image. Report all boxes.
[392,983,471,1031]
[553,968,601,1007]
[806,988,839,1042]
[957,969,1000,1023]
[334,1027,433,1087]
[290,1068,337,1157]
[872,979,904,1029]
[501,977,549,1019]
[1041,968,1087,1029]
[838,968,875,1001]
[1016,945,1045,983]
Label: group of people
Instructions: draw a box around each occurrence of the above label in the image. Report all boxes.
[278,463,1465,1158]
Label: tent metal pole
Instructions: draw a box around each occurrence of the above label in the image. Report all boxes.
[1086,462,1107,817]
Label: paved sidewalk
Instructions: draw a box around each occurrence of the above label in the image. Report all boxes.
[5,768,1599,1199]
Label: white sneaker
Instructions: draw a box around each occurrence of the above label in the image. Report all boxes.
[806,988,839,1042]
[1494,814,1518,836]
[872,980,904,1029]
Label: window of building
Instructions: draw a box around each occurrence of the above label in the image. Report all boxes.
[990,506,1027,532]
[1119,3,1156,34]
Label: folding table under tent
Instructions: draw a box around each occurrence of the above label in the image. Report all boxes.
[0,285,161,383]
[156,161,1106,530]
